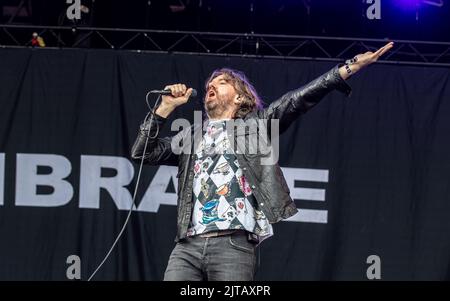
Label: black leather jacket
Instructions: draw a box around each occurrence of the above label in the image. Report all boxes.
[131,65,351,242]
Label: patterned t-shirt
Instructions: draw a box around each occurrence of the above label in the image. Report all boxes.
[186,119,273,241]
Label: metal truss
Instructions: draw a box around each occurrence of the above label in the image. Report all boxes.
[1,24,450,67]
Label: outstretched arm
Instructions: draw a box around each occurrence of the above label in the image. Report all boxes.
[260,42,394,134]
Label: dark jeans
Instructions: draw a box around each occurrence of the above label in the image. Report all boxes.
[164,231,258,281]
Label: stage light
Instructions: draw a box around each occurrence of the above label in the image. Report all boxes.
[394,0,421,10]
[422,0,444,7]
[394,0,444,9]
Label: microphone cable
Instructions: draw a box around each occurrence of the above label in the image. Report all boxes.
[87,92,161,281]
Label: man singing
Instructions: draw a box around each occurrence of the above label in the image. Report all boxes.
[131,42,394,281]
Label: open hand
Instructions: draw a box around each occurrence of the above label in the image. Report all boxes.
[352,42,394,70]
[339,42,394,79]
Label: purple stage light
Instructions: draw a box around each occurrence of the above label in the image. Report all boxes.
[394,0,421,10]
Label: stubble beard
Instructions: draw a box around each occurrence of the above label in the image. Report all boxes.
[204,96,230,119]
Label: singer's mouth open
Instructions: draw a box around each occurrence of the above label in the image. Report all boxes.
[207,89,216,100]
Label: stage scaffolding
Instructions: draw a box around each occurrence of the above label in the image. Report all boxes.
[1,24,450,67]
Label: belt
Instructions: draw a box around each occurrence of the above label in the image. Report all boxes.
[197,229,240,238]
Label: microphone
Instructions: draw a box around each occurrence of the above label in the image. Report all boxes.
[149,88,197,98]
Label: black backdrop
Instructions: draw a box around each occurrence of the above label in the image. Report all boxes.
[0,48,449,280]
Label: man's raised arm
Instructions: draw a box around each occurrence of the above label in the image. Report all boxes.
[259,42,394,133]
[130,84,193,166]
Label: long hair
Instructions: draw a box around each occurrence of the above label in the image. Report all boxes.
[205,68,264,118]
